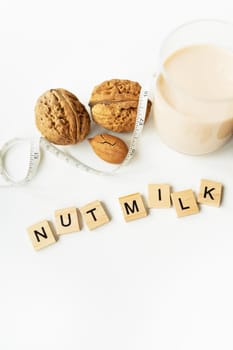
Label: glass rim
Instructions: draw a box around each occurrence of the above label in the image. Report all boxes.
[159,19,233,103]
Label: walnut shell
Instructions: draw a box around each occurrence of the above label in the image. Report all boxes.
[89,79,152,132]
[35,88,91,145]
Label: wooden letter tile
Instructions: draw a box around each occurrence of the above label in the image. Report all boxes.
[197,179,223,207]
[148,184,171,208]
[171,189,199,218]
[80,200,110,230]
[27,220,57,250]
[118,192,147,222]
[55,207,80,235]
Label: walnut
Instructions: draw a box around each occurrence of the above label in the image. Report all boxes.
[89,79,152,132]
[35,88,91,145]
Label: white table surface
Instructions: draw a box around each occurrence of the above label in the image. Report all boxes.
[0,1,233,349]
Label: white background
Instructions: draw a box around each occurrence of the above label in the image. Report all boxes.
[0,1,233,349]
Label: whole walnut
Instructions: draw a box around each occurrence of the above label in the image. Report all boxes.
[35,88,91,145]
[89,79,152,132]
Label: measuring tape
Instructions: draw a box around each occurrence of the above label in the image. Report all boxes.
[0,87,150,186]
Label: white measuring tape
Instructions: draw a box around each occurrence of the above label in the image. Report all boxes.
[0,87,150,186]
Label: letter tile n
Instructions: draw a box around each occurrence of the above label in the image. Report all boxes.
[27,220,57,250]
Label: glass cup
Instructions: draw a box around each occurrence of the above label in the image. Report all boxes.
[153,20,233,155]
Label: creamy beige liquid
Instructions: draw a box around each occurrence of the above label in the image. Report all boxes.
[164,44,233,100]
[154,44,233,154]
